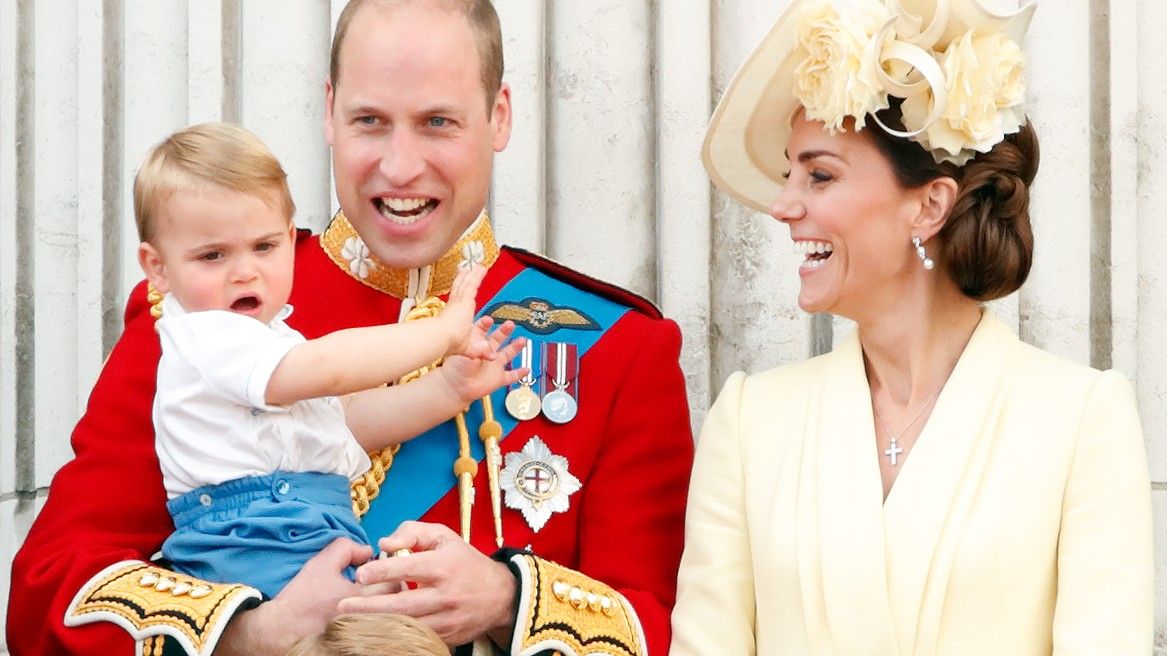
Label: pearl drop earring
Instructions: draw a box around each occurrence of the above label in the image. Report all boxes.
[912,236,935,271]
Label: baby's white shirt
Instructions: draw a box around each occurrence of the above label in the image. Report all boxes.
[154,294,371,499]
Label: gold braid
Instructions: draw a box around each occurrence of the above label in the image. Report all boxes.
[147,284,164,324]
[351,296,448,518]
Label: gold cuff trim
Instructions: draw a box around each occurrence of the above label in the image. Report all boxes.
[320,210,500,299]
[64,560,261,656]
[509,554,647,656]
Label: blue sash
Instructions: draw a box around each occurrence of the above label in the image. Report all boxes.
[360,267,631,542]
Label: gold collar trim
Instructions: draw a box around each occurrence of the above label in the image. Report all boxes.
[320,210,500,299]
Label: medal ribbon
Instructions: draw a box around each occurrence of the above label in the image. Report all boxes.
[543,342,579,395]
[361,267,631,542]
[518,340,538,387]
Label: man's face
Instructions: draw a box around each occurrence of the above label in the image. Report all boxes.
[325,3,512,269]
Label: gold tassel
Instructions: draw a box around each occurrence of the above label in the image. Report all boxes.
[453,412,477,542]
[478,395,505,547]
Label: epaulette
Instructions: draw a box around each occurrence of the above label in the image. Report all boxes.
[499,552,647,656]
[503,247,663,320]
[64,560,261,656]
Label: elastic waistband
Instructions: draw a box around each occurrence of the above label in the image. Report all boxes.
[167,471,352,527]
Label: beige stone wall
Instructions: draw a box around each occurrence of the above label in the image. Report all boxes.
[2,0,1163,651]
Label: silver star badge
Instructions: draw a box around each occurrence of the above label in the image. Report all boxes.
[500,436,581,532]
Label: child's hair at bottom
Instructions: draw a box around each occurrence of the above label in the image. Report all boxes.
[286,613,449,656]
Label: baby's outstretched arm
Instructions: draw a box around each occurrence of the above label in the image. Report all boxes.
[264,267,489,406]
[341,321,527,451]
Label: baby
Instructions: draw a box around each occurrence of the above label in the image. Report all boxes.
[133,122,523,599]
[287,613,449,656]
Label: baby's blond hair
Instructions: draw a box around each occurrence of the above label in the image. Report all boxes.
[287,613,449,656]
[133,122,295,243]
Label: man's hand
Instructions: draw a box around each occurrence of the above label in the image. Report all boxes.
[440,319,527,405]
[338,522,518,649]
[216,538,373,655]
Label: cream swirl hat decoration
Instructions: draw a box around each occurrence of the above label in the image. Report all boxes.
[703,0,1037,213]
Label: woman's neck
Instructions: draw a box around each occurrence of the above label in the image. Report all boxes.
[854,281,982,406]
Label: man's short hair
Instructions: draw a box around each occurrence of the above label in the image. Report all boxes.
[286,613,448,656]
[329,0,504,110]
[133,122,295,243]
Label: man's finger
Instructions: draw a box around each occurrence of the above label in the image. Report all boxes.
[356,549,446,586]
[379,520,460,554]
[337,586,447,619]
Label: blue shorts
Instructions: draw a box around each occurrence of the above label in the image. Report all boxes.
[162,471,369,599]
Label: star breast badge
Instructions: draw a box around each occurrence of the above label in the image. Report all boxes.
[500,436,581,532]
[483,297,600,335]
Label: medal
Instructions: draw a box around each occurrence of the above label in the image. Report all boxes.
[505,340,541,421]
[506,385,542,421]
[541,342,578,424]
[542,389,576,424]
[500,436,582,532]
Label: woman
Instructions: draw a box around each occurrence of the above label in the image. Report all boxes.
[671,0,1153,654]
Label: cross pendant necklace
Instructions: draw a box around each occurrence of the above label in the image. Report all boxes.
[884,438,904,466]
[875,394,937,467]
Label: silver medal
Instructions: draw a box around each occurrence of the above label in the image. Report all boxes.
[541,389,577,424]
[541,342,578,424]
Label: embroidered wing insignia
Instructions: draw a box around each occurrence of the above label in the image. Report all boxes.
[483,298,600,335]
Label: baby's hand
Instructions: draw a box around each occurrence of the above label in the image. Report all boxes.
[443,265,488,356]
[440,321,528,404]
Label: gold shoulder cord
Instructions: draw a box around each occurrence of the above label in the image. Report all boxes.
[351,297,444,519]
[349,297,505,548]
[147,284,164,322]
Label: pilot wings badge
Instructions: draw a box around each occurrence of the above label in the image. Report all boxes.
[483,297,600,335]
[500,436,581,532]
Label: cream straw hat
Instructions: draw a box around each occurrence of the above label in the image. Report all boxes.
[702,0,1037,213]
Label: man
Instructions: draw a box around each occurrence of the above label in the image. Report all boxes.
[7,1,694,655]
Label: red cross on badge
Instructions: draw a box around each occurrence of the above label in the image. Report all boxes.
[500,436,581,532]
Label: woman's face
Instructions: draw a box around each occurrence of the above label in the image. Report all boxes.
[770,111,927,318]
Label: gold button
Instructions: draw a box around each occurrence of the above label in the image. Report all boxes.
[600,596,614,616]
[587,593,601,612]
[189,586,213,599]
[552,580,570,601]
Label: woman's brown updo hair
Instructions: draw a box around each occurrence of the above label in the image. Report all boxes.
[864,98,1040,301]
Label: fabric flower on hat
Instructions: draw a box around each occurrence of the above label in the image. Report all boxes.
[793,0,894,132]
[903,29,1027,165]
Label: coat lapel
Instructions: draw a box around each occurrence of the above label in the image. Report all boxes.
[882,311,1018,654]
[801,332,900,655]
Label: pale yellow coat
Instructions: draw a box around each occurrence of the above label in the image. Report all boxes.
[671,312,1152,655]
